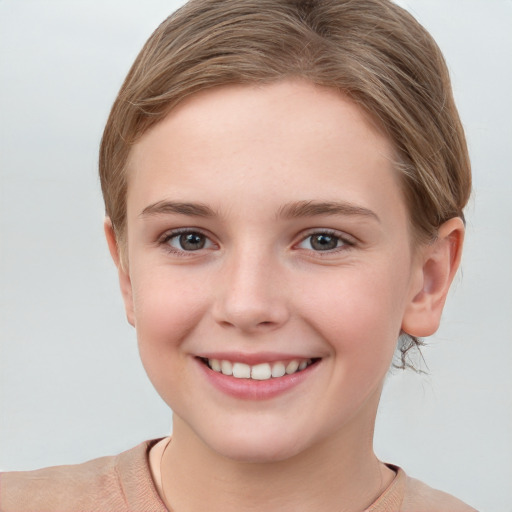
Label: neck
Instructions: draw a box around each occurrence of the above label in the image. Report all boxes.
[159,396,394,512]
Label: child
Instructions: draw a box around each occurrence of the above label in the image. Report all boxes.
[1,0,478,510]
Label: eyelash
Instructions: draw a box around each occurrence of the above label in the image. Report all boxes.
[296,229,355,254]
[158,228,355,256]
[158,228,215,256]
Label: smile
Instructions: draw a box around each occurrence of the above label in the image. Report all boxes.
[197,355,321,400]
[203,358,315,380]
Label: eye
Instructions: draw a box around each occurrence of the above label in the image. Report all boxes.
[164,231,214,252]
[297,231,351,252]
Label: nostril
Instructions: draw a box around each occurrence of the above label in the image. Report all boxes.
[212,293,290,332]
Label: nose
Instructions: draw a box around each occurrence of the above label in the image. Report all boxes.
[212,248,290,334]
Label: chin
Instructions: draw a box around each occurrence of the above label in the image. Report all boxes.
[200,425,309,464]
[216,442,302,464]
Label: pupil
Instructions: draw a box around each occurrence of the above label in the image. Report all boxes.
[180,233,205,250]
[311,234,337,251]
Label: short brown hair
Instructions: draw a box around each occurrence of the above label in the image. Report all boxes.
[100,0,470,244]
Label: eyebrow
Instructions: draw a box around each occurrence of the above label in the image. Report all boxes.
[140,201,216,218]
[277,200,380,222]
[139,199,379,222]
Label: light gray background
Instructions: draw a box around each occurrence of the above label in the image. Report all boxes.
[0,1,511,511]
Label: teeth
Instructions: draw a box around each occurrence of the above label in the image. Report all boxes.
[210,359,221,372]
[251,363,272,380]
[232,362,251,379]
[206,358,314,380]
[221,360,233,375]
[285,360,299,374]
[271,362,286,378]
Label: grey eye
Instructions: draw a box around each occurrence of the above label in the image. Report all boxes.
[168,232,211,251]
[298,233,343,251]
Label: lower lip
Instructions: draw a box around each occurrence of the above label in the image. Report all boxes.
[196,359,319,400]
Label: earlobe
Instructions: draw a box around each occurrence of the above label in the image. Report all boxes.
[401,217,465,338]
[104,218,136,327]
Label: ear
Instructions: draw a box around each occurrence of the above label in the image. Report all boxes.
[104,218,135,327]
[401,217,465,337]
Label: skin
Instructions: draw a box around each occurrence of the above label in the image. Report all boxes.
[105,80,464,512]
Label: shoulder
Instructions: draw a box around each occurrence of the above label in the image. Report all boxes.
[1,452,121,511]
[401,473,478,512]
[0,439,166,512]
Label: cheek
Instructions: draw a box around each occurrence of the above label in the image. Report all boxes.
[129,268,211,406]
[130,268,208,356]
[299,261,411,358]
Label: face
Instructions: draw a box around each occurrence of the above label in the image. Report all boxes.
[118,80,429,462]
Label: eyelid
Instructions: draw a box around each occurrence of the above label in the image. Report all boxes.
[294,228,356,252]
[158,227,218,254]
[156,226,356,256]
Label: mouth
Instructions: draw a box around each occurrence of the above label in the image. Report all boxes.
[198,357,320,381]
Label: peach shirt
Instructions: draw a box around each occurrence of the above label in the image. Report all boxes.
[0,440,477,511]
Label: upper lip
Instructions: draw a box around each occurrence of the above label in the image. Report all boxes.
[196,352,320,365]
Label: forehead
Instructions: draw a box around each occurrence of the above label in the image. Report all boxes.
[126,80,406,226]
